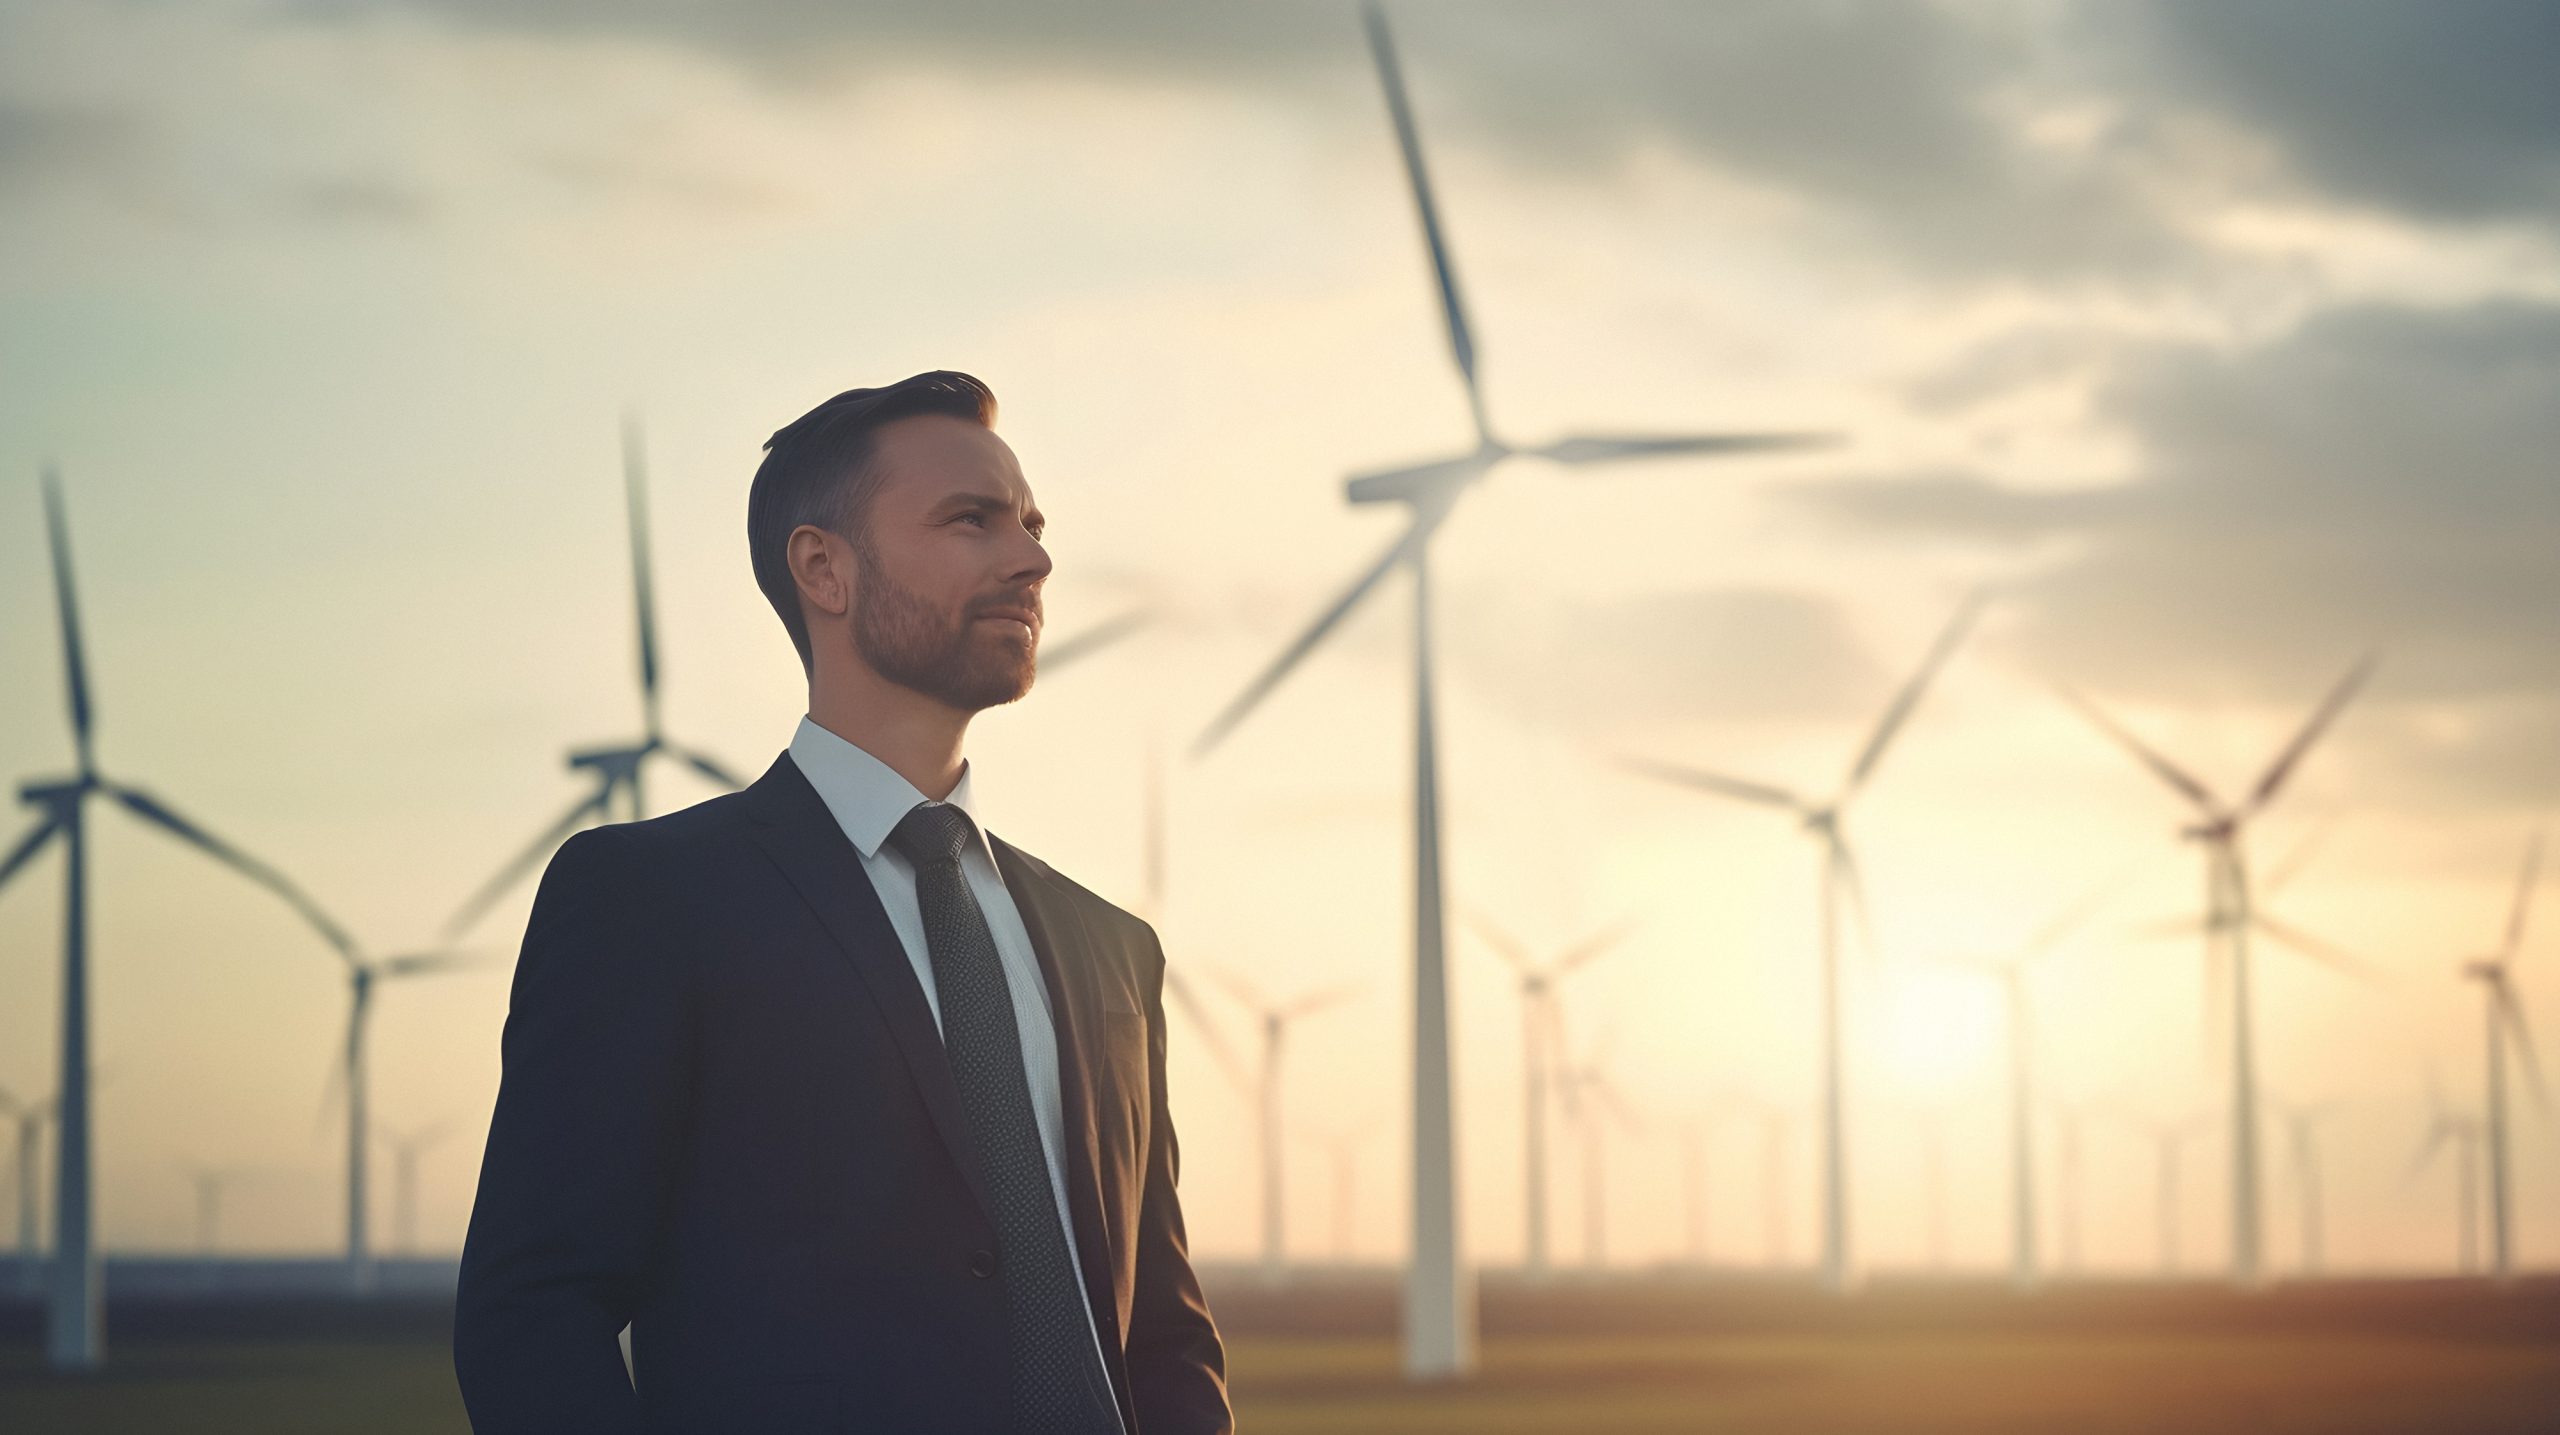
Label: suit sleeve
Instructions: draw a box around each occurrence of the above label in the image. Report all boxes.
[1121,929,1234,1435]
[453,826,696,1434]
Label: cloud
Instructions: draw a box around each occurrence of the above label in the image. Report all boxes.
[1780,300,2560,725]
[0,99,148,200]
[2117,0,2560,225]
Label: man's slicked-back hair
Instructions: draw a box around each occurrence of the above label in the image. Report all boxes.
[747,370,998,677]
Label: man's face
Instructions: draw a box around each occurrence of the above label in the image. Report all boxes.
[844,413,1050,712]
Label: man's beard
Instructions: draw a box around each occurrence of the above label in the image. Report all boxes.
[850,539,1037,711]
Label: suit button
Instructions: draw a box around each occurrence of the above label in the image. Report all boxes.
[969,1249,998,1279]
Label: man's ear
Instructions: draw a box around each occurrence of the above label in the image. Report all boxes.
[787,525,854,622]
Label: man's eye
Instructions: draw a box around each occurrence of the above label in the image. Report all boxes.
[955,513,987,527]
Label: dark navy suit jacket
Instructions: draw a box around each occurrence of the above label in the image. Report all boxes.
[452,751,1230,1434]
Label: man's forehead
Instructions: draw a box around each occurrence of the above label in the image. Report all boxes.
[873,414,1032,503]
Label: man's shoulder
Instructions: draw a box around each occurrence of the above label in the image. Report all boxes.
[545,787,758,884]
[992,835,1158,952]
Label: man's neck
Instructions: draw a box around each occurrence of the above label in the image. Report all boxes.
[806,663,972,801]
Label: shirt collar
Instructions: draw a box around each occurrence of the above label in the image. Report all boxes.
[789,714,988,863]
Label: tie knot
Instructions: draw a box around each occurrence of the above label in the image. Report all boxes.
[888,800,977,871]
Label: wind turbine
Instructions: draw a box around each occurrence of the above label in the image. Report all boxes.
[1306,1116,1377,1265]
[318,943,495,1292]
[1933,861,2139,1290]
[2459,831,2549,1282]
[1622,591,1985,1290]
[1212,968,1357,1285]
[440,418,748,941]
[4,469,357,1369]
[378,1119,457,1259]
[2407,1067,2486,1275]
[2265,1096,2341,1278]
[1554,1035,1640,1272]
[179,1161,247,1292]
[1186,3,1831,1374]
[1127,745,1251,1098]
[2058,655,2374,1285]
[0,1083,55,1292]
[1464,910,1633,1279]
[1684,1087,1771,1268]
[2052,1098,2089,1276]
[2114,1108,2212,1276]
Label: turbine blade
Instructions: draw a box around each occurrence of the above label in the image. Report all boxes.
[1530,431,1839,467]
[1039,609,1150,673]
[1831,836,1880,965]
[1844,589,1986,796]
[1342,453,1489,507]
[2500,830,2543,960]
[1283,983,1360,1020]
[2251,913,2381,981]
[1209,963,1267,1015]
[1163,966,1251,1096]
[2242,654,2376,818]
[2024,854,2152,956]
[2258,812,2341,897]
[2496,983,2550,1114]
[623,413,663,735]
[2402,1121,2450,1185]
[1461,908,1534,974]
[667,744,746,792]
[40,467,96,758]
[1191,510,1440,758]
[108,784,357,958]
[378,949,504,980]
[1362,0,1490,446]
[2052,683,2218,813]
[1556,917,1638,975]
[1615,755,1808,813]
[442,786,613,941]
[0,816,60,895]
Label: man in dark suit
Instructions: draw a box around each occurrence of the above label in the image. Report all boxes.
[453,372,1230,1434]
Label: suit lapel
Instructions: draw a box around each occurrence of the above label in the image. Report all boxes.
[991,837,1127,1366]
[742,751,995,1223]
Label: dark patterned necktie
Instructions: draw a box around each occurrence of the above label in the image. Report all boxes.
[888,800,1121,1435]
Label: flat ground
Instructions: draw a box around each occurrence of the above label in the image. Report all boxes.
[3,1271,2554,1433]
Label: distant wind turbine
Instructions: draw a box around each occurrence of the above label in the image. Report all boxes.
[2113,1108,2212,1276]
[378,1119,457,1259]
[0,1083,56,1292]
[1187,2,1833,1374]
[2265,1095,2342,1278]
[440,419,748,940]
[180,1162,247,1292]
[316,943,497,1292]
[2458,831,2549,1282]
[3,469,356,1369]
[1934,860,2140,1289]
[1464,910,1633,1280]
[1127,745,1251,1097]
[1212,969,1357,1285]
[1555,1035,1641,1272]
[2406,1066,2486,1275]
[2058,655,2375,1285]
[2052,1098,2089,1276]
[1623,591,1985,1290]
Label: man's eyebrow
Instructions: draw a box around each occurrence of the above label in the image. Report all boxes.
[928,491,1046,531]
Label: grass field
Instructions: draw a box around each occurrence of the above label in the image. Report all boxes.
[3,1271,2554,1432]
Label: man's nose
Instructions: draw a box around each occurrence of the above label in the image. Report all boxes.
[1006,529,1053,586]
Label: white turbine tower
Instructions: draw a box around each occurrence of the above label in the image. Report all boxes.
[1464,911,1633,1280]
[2265,1096,2342,1279]
[1189,2,1831,1376]
[2458,831,2550,1282]
[1934,864,2139,1290]
[1212,969,1357,1286]
[1554,1037,1640,1273]
[3,469,356,1368]
[2114,1109,2212,1277]
[378,1120,457,1260]
[1622,591,1984,1291]
[2059,656,2374,1286]
[0,1083,57,1293]
[2406,1067,2486,1275]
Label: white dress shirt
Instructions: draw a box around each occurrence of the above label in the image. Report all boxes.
[787,715,1120,1416]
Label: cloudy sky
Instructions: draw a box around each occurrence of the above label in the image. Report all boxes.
[2,0,2554,1277]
